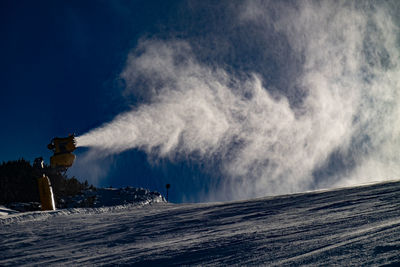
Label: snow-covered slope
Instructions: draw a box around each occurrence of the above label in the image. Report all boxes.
[1,181,400,266]
[0,205,19,217]
[58,187,165,208]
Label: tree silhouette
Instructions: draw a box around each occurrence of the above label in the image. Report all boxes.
[0,159,91,209]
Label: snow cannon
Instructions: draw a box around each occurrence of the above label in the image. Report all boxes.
[47,134,77,171]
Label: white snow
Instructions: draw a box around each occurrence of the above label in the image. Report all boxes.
[0,205,19,217]
[1,181,400,265]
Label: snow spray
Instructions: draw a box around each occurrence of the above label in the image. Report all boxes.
[75,1,400,200]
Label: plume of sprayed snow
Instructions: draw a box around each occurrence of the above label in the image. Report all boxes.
[76,0,400,200]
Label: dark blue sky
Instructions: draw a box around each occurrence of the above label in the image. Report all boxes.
[1,0,177,156]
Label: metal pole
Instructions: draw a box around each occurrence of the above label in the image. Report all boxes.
[166,184,170,202]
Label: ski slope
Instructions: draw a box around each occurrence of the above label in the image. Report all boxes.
[1,181,400,266]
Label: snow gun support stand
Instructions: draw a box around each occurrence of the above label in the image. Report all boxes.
[166,184,171,202]
[34,134,77,211]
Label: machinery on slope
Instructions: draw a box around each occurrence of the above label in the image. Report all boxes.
[47,134,77,173]
[35,134,77,211]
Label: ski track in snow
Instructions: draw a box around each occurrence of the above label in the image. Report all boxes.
[1,181,400,266]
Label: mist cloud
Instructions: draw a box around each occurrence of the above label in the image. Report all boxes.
[76,1,400,201]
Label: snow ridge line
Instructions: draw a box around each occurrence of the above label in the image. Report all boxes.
[0,197,165,225]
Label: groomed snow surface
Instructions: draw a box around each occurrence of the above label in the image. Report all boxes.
[1,181,400,266]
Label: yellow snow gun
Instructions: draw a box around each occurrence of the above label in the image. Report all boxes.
[47,134,77,171]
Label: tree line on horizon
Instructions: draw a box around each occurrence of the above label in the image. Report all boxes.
[0,158,92,209]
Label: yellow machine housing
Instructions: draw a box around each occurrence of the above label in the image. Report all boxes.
[47,134,77,169]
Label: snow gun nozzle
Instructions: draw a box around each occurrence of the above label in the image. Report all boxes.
[47,134,77,153]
